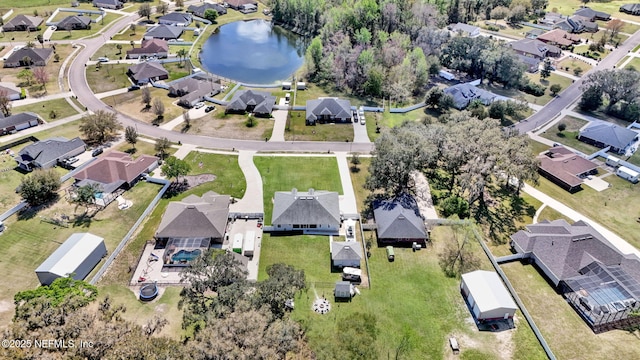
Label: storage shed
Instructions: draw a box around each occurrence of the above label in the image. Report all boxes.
[334,281,353,300]
[616,166,640,183]
[35,233,107,285]
[460,270,517,321]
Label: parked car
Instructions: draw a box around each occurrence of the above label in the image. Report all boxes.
[194,102,205,109]
[360,117,366,125]
[92,148,103,157]
[128,85,140,91]
[97,57,109,62]
[205,105,216,113]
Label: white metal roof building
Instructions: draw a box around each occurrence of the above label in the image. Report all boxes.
[35,233,107,285]
[460,270,517,321]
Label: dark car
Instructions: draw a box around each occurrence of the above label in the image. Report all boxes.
[92,148,103,157]
[205,105,215,113]
[128,85,140,91]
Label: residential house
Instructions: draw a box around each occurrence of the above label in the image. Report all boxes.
[16,137,86,171]
[56,15,92,31]
[155,191,230,248]
[444,83,496,110]
[271,188,340,234]
[541,12,564,26]
[188,2,228,17]
[555,15,598,33]
[449,22,481,37]
[168,74,221,107]
[2,14,43,32]
[72,151,159,205]
[331,241,363,268]
[525,28,545,39]
[0,85,22,101]
[511,219,640,333]
[92,0,123,9]
[238,3,257,13]
[225,89,276,116]
[536,29,581,48]
[35,233,107,285]
[3,47,54,68]
[158,12,193,27]
[621,4,640,15]
[573,7,610,21]
[0,112,40,136]
[578,121,638,155]
[517,55,541,73]
[225,0,258,11]
[372,194,428,247]
[305,97,352,125]
[127,61,169,84]
[536,146,598,192]
[460,270,517,322]
[126,38,169,59]
[508,38,561,60]
[144,24,184,40]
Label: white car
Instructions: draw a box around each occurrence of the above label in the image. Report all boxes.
[194,102,205,109]
[97,57,109,62]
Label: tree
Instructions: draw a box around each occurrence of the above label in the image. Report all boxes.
[141,87,151,108]
[438,224,481,277]
[490,6,509,23]
[254,263,305,319]
[36,34,44,48]
[125,125,138,149]
[203,8,218,23]
[607,18,624,41]
[581,69,640,112]
[550,83,562,96]
[152,98,165,119]
[0,89,11,117]
[73,183,100,214]
[333,313,378,360]
[557,122,567,132]
[19,169,61,206]
[175,0,184,8]
[573,67,583,77]
[306,37,323,78]
[156,2,168,15]
[154,137,171,160]
[176,48,187,65]
[32,67,49,93]
[182,110,190,128]
[161,156,191,183]
[116,43,122,55]
[54,53,60,62]
[507,5,527,23]
[130,23,136,35]
[579,85,603,111]
[17,68,33,86]
[540,59,553,80]
[79,110,122,145]
[180,250,248,303]
[130,40,135,49]
[138,3,152,20]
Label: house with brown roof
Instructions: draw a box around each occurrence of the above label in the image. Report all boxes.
[72,151,159,205]
[536,29,581,48]
[507,39,561,60]
[126,39,169,59]
[2,14,43,32]
[536,146,598,192]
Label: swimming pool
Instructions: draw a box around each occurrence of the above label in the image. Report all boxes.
[171,249,202,263]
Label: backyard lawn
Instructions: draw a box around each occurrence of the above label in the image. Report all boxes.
[13,98,79,122]
[176,110,274,140]
[540,116,600,155]
[86,63,132,94]
[284,111,354,142]
[254,156,343,222]
[10,118,82,144]
[537,205,572,224]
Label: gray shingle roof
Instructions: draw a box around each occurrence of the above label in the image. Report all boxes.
[56,15,91,30]
[17,136,85,168]
[5,47,53,65]
[373,194,427,240]
[0,112,39,129]
[331,241,363,261]
[305,97,352,122]
[508,38,561,58]
[2,14,43,30]
[226,90,276,114]
[188,3,227,17]
[444,83,496,109]
[144,24,184,39]
[128,61,168,82]
[156,191,230,239]
[158,12,192,24]
[451,23,479,34]
[579,122,638,150]
[272,188,340,227]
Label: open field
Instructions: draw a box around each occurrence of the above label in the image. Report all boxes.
[86,63,132,93]
[8,119,81,146]
[503,261,640,360]
[104,87,183,125]
[49,13,121,41]
[348,156,372,216]
[176,110,274,140]
[539,116,600,154]
[0,153,26,212]
[546,0,640,21]
[525,73,574,105]
[284,111,354,142]
[13,98,79,121]
[182,152,246,199]
[93,43,131,61]
[625,149,640,166]
[254,156,343,223]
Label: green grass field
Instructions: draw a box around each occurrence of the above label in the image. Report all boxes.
[12,98,79,122]
[536,205,572,223]
[86,63,132,94]
[49,13,121,41]
[12,119,82,143]
[254,156,343,223]
[540,116,600,155]
[284,111,354,142]
[182,152,246,199]
[623,56,640,70]
[546,0,640,21]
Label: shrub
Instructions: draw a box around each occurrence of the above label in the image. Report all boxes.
[441,196,470,218]
[519,81,546,96]
[557,122,566,132]
[49,110,57,119]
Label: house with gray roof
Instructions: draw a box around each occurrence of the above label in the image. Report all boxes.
[226,90,276,116]
[573,7,610,21]
[226,0,258,11]
[56,15,91,31]
[0,85,22,101]
[621,4,640,15]
[4,47,54,68]
[271,188,340,234]
[127,61,169,84]
[0,112,40,136]
[536,146,598,193]
[373,194,428,246]
[331,241,363,268]
[578,121,638,155]
[449,23,480,37]
[92,0,123,9]
[144,24,184,40]
[305,97,352,125]
[188,2,228,17]
[2,14,43,32]
[158,12,193,27]
[444,83,496,110]
[517,55,541,73]
[510,219,640,333]
[16,137,86,171]
[554,15,598,33]
[155,191,230,247]
[508,38,561,60]
[334,281,354,300]
[126,38,169,59]
[169,75,221,107]
[35,233,107,285]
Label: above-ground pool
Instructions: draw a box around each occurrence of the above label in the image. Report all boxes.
[171,249,202,263]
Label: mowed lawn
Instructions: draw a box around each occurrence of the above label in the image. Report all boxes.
[284,111,354,142]
[258,226,545,359]
[13,98,80,122]
[254,156,343,222]
[86,63,132,94]
[503,261,640,360]
[540,116,600,155]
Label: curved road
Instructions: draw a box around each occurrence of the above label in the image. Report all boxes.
[68,14,375,153]
[515,29,640,134]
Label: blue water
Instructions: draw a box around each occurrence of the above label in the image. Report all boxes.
[95,193,104,199]
[171,249,202,262]
[200,20,306,84]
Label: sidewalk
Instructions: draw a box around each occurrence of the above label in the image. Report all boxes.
[95,87,129,99]
[335,152,358,217]
[12,92,73,106]
[0,113,85,145]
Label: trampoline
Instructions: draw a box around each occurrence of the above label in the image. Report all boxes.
[140,282,159,301]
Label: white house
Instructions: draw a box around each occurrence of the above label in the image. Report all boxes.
[35,233,107,285]
[616,166,640,183]
[460,270,517,322]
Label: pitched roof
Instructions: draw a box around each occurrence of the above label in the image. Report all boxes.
[306,97,352,122]
[227,90,276,114]
[127,38,169,56]
[73,150,158,193]
[331,241,363,261]
[574,7,610,19]
[451,22,479,34]
[0,85,20,97]
[93,0,122,6]
[128,61,168,81]
[158,12,192,23]
[536,29,580,46]
[5,47,53,64]
[0,112,39,128]
[461,270,517,312]
[272,188,340,226]
[226,0,257,8]
[156,191,230,239]
[187,2,227,16]
[35,233,105,278]
[579,121,638,150]
[444,83,496,109]
[144,24,184,39]
[3,14,43,29]
[621,4,640,13]
[57,15,91,29]
[17,137,85,166]
[508,38,560,58]
[537,146,598,188]
[373,194,427,239]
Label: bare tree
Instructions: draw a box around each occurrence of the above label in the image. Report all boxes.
[183,110,191,128]
[175,0,184,8]
[33,67,49,93]
[141,87,151,108]
[156,2,169,15]
[607,19,625,41]
[0,89,11,117]
[438,224,481,277]
[152,98,165,119]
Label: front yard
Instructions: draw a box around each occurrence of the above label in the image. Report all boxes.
[284,111,354,142]
[539,116,600,155]
[175,110,274,140]
[49,13,121,41]
[103,87,183,125]
[85,63,132,93]
[13,98,79,121]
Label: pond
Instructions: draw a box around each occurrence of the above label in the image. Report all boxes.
[200,20,306,85]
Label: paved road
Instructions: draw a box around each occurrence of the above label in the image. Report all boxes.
[514,30,640,134]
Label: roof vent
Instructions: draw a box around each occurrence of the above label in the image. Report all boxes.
[186,205,196,209]
[308,188,315,195]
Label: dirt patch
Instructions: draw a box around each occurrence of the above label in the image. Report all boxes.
[166,174,217,195]
[0,300,13,314]
[177,110,274,140]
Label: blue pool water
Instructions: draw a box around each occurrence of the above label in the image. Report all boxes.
[171,249,202,263]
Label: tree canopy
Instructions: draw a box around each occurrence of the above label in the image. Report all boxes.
[79,110,122,145]
[161,156,191,183]
[19,169,61,206]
